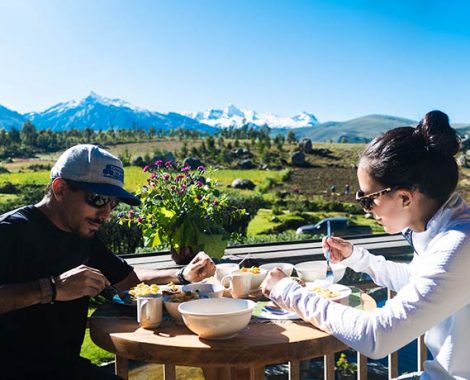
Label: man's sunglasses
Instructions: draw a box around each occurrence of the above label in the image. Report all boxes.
[355,187,393,211]
[65,180,120,210]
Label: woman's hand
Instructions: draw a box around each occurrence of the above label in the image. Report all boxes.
[261,268,287,297]
[183,251,216,283]
[322,236,353,263]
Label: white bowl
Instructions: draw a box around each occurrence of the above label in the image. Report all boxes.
[163,296,184,323]
[182,283,224,298]
[237,268,268,290]
[294,261,346,283]
[215,263,239,283]
[259,263,294,277]
[178,298,256,340]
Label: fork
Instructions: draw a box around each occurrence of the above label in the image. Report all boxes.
[324,220,334,288]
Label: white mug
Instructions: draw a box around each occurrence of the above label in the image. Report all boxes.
[221,271,253,298]
[215,263,239,284]
[137,296,163,329]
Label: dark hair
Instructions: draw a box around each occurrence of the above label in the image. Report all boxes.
[360,110,460,203]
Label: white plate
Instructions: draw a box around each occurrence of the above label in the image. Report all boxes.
[256,304,301,320]
[304,282,351,301]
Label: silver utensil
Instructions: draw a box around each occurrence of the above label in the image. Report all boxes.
[324,220,334,288]
[238,253,250,267]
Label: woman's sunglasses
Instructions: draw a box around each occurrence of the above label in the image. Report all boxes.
[65,180,120,210]
[355,187,393,211]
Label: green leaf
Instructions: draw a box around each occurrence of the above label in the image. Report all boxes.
[197,232,227,259]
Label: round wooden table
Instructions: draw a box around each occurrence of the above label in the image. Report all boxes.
[89,292,376,380]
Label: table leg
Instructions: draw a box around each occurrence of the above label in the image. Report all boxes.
[115,355,128,380]
[249,365,265,380]
[324,354,335,380]
[163,363,176,380]
[202,366,232,380]
[289,360,300,380]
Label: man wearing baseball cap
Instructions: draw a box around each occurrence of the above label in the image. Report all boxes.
[0,144,216,379]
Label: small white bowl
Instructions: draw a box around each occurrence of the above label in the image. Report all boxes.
[259,263,294,277]
[236,268,268,290]
[294,261,346,283]
[215,263,239,283]
[178,298,256,340]
[163,295,184,323]
[182,283,224,298]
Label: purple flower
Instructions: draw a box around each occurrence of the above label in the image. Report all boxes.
[213,200,219,206]
[165,161,173,168]
[150,172,157,179]
[196,195,203,201]
[175,175,184,182]
[181,166,190,173]
[128,210,135,218]
[196,181,204,188]
[293,187,300,194]
[162,173,170,180]
[137,217,143,223]
[155,159,163,166]
[143,165,150,172]
[197,165,205,172]
[117,212,124,218]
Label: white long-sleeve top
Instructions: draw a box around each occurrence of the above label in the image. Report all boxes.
[270,193,470,380]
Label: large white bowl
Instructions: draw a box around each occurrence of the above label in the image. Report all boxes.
[182,283,224,298]
[178,298,256,340]
[259,263,294,277]
[294,261,346,283]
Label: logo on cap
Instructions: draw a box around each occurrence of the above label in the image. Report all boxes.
[103,164,124,183]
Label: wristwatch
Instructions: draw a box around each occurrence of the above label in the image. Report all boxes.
[176,266,190,285]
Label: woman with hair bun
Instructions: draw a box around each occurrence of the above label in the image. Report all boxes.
[262,111,470,379]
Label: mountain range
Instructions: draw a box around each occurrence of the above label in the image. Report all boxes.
[1,92,468,142]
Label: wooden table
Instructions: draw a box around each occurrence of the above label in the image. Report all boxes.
[89,292,376,380]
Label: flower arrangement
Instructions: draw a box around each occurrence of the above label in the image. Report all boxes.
[121,160,245,262]
[336,352,357,378]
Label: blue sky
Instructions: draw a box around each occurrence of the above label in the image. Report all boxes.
[0,0,469,122]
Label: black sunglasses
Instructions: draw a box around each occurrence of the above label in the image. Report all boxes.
[65,180,120,210]
[355,187,393,211]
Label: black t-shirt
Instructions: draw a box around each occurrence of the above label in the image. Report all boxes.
[0,205,133,378]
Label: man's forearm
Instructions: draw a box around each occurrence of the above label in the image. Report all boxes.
[0,282,44,315]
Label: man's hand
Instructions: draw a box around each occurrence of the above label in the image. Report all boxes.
[261,268,287,297]
[183,252,216,283]
[56,265,110,301]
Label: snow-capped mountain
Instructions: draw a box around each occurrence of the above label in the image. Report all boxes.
[24,92,217,133]
[185,104,319,129]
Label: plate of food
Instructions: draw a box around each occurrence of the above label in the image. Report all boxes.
[112,282,182,306]
[304,281,351,302]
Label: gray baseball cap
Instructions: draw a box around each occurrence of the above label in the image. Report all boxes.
[50,144,140,206]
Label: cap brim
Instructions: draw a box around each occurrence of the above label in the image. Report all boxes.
[76,182,141,206]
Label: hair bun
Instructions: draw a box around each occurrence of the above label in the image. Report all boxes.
[414,110,459,157]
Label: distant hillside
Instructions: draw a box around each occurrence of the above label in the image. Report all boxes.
[0,105,25,130]
[273,114,417,142]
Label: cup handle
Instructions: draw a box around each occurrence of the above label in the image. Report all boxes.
[220,275,231,288]
[140,299,149,319]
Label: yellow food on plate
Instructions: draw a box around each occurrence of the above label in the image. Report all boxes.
[129,282,160,297]
[309,287,339,299]
[239,266,261,274]
[162,281,181,296]
[166,291,200,303]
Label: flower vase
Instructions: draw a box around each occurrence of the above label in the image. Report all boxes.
[170,246,197,265]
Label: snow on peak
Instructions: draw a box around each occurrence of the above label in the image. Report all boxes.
[185,104,319,129]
